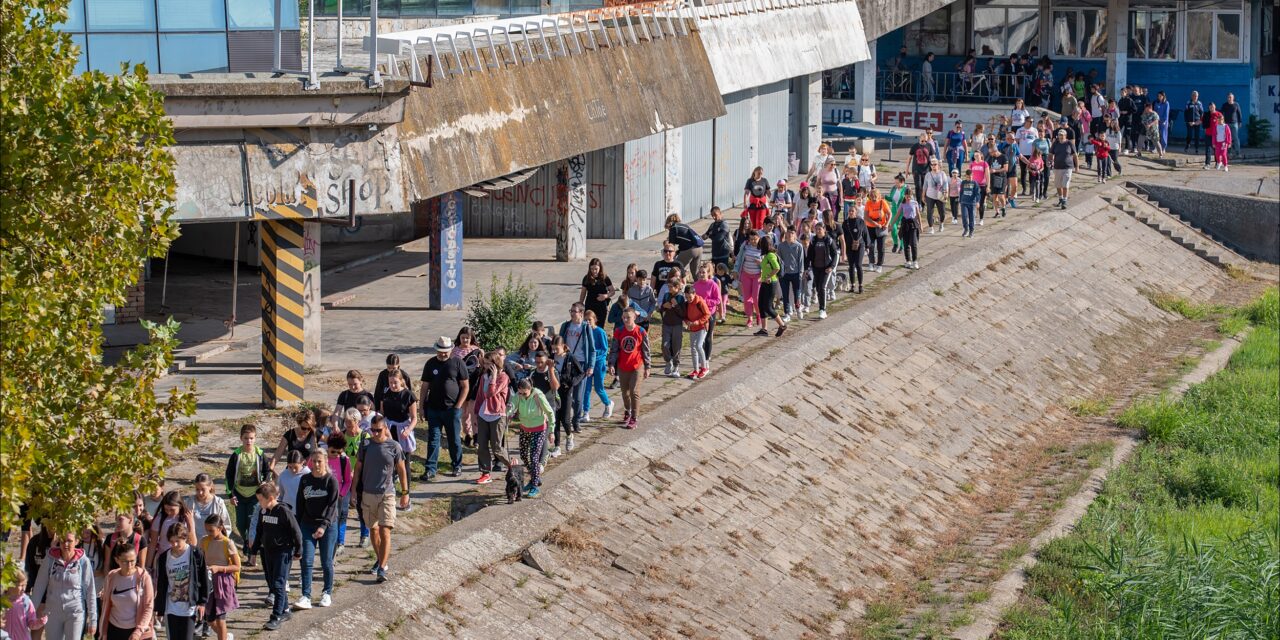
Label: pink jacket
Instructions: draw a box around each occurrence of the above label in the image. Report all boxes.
[1210,117,1233,147]
[474,371,510,419]
[98,568,155,639]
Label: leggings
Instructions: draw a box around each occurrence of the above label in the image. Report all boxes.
[581,359,609,412]
[757,280,779,320]
[106,625,136,640]
[688,329,707,369]
[702,318,715,359]
[949,196,958,221]
[555,385,571,447]
[738,271,761,325]
[813,269,830,311]
[848,246,864,288]
[901,222,919,262]
[619,370,640,417]
[925,197,945,227]
[978,187,988,220]
[518,430,546,486]
[166,615,196,640]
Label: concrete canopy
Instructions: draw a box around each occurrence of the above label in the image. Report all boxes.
[694,0,871,96]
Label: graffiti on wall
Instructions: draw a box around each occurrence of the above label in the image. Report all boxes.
[301,222,321,359]
[554,155,588,261]
[172,128,406,222]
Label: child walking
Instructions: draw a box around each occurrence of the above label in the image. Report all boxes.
[608,308,651,429]
[249,482,303,631]
[200,515,241,640]
[4,570,47,640]
[509,379,556,498]
[155,522,209,640]
[97,543,153,640]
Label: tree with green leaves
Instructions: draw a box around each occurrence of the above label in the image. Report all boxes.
[0,0,197,588]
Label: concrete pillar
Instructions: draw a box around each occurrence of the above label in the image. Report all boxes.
[853,39,878,155]
[555,155,587,261]
[259,219,321,408]
[664,128,683,218]
[1106,0,1129,97]
[805,73,823,162]
[428,192,464,310]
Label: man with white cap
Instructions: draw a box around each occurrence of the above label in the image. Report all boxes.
[419,336,469,481]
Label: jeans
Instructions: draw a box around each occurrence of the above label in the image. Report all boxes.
[779,272,802,315]
[581,358,610,413]
[946,150,963,175]
[961,203,976,234]
[1230,123,1241,153]
[901,222,918,262]
[1096,156,1110,180]
[425,407,463,475]
[661,324,684,367]
[299,521,337,598]
[263,548,292,619]
[688,329,708,370]
[335,492,350,544]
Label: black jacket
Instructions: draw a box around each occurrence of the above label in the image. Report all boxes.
[295,473,340,530]
[249,503,303,555]
[223,445,272,501]
[807,235,839,271]
[156,547,210,614]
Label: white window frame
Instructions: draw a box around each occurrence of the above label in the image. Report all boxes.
[1182,8,1245,62]
[1128,8,1179,60]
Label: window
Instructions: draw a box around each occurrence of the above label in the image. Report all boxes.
[974,0,1039,57]
[1128,10,1177,59]
[905,5,967,56]
[160,33,229,72]
[86,33,158,72]
[87,0,155,31]
[1187,10,1242,60]
[56,0,86,31]
[157,0,225,30]
[1052,6,1108,58]
[227,0,299,29]
[70,33,88,73]
[1263,2,1274,56]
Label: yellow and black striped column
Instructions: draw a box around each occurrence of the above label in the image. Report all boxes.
[258,219,307,407]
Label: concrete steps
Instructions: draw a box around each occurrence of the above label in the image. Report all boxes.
[1104,184,1252,273]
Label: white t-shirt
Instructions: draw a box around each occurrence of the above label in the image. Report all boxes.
[165,547,196,617]
[1010,108,1031,127]
[1016,127,1039,157]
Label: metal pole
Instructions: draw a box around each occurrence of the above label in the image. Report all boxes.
[368,0,381,87]
[160,248,170,310]
[273,0,282,71]
[306,0,318,89]
[336,0,343,68]
[229,221,240,339]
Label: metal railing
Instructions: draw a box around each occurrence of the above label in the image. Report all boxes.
[271,0,388,90]
[877,69,1038,106]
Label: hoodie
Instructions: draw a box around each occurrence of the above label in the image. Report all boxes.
[32,547,97,623]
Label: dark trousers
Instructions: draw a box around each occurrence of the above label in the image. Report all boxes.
[912,170,926,199]
[106,625,136,640]
[1097,157,1110,180]
[779,273,802,314]
[1019,162,1029,192]
[868,233,885,266]
[813,269,830,311]
[166,615,195,640]
[702,318,716,359]
[925,197,945,227]
[1185,124,1201,151]
[425,407,462,475]
[262,548,293,619]
[901,222,918,262]
[555,385,571,446]
[233,495,256,552]
[949,196,958,221]
[978,187,988,220]
[758,279,779,319]
[848,247,864,287]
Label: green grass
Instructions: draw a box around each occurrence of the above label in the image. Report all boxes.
[1145,291,1219,320]
[1067,395,1114,417]
[997,291,1280,640]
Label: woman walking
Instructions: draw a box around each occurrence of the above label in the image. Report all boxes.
[295,450,339,611]
[886,175,907,253]
[508,380,556,498]
[733,229,763,328]
[754,236,787,337]
[578,258,615,334]
[453,328,484,448]
[864,189,889,272]
[97,542,154,640]
[806,224,839,319]
[33,531,97,640]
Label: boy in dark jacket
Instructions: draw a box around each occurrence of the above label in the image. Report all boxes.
[250,481,303,630]
[703,206,733,269]
[224,424,273,564]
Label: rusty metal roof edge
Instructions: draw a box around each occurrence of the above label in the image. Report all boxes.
[149,73,412,98]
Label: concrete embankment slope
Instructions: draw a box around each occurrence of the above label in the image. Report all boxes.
[301,195,1232,639]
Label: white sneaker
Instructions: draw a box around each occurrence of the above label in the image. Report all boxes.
[227,634,235,640]
[566,435,575,452]
[928,228,935,234]
[549,446,562,458]
[579,414,591,424]
[294,596,312,610]
[1223,166,1228,172]
[319,593,331,608]
[539,464,545,475]
[979,220,984,226]
[782,314,792,323]
[1204,163,1212,169]
[939,223,944,232]
[602,403,614,419]
[818,310,828,319]
[670,368,681,378]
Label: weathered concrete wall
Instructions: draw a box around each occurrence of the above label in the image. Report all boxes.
[293,195,1231,639]
[1134,183,1280,264]
[856,0,954,40]
[397,33,724,202]
[696,0,871,96]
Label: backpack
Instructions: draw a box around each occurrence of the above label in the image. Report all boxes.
[200,535,240,585]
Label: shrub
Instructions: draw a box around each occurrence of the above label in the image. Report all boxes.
[464,274,538,353]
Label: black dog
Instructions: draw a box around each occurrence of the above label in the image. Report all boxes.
[505,464,525,504]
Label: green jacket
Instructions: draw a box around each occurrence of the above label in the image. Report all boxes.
[508,389,555,430]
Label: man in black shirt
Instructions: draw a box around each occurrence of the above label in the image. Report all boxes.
[650,244,681,290]
[1117,87,1135,154]
[419,336,469,481]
